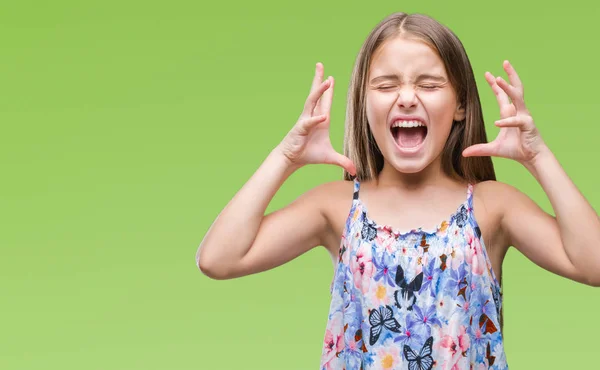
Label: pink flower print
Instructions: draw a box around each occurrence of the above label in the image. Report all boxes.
[373,342,403,370]
[457,325,470,353]
[351,243,374,293]
[439,334,458,357]
[369,282,391,306]
[321,313,344,370]
[376,230,397,254]
[465,228,484,275]
[437,323,470,369]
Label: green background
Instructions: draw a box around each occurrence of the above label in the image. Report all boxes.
[2,0,599,369]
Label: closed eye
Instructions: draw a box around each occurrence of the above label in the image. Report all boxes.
[376,85,441,90]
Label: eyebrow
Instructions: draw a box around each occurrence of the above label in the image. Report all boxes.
[369,74,447,84]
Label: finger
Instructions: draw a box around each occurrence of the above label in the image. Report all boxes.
[495,76,528,113]
[310,62,324,94]
[495,115,534,129]
[503,60,523,92]
[320,76,334,115]
[310,63,326,114]
[325,151,356,176]
[301,78,331,117]
[462,142,497,158]
[485,72,511,108]
[297,114,328,134]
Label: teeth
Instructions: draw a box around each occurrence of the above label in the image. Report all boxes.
[392,120,425,128]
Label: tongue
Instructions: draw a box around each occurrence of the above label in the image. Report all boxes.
[396,127,427,148]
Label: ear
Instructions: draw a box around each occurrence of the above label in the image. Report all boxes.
[454,104,466,121]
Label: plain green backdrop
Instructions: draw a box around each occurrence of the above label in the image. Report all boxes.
[2,0,599,369]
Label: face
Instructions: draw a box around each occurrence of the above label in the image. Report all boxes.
[365,36,465,175]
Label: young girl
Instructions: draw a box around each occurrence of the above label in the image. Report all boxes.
[196,12,600,370]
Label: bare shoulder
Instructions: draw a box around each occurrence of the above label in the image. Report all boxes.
[473,180,526,217]
[305,179,356,259]
[300,178,354,205]
[471,180,521,266]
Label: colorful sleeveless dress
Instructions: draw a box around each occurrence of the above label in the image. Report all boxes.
[320,179,507,369]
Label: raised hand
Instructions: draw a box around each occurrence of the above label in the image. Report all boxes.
[462,60,547,166]
[277,63,356,175]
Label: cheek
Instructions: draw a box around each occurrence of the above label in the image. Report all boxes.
[366,93,395,124]
[365,93,379,120]
[365,96,374,122]
[422,95,459,124]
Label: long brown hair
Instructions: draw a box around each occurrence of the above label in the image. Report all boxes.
[342,12,496,183]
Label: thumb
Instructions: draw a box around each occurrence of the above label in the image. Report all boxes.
[297,114,328,135]
[462,143,495,158]
[325,151,356,176]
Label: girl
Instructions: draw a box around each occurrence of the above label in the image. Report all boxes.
[196,12,600,369]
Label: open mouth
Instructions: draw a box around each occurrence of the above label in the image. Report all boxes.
[391,121,428,149]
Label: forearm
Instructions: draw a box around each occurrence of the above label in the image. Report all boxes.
[525,145,600,281]
[196,146,299,273]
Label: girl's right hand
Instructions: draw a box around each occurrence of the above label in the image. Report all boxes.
[276,63,356,176]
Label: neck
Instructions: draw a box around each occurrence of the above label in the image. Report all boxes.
[375,158,461,191]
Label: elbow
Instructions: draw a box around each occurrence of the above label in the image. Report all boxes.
[579,269,600,287]
[195,248,233,280]
[585,276,600,288]
[197,260,229,280]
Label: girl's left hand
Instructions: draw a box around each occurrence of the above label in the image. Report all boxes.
[462,60,547,166]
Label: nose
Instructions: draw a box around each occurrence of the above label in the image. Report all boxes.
[396,86,418,108]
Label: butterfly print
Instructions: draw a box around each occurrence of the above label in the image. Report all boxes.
[320,180,507,369]
[404,336,434,370]
[454,204,468,228]
[361,214,377,241]
[368,305,401,345]
[474,225,482,239]
[394,265,423,311]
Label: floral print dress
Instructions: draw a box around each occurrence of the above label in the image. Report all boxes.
[320,179,508,370]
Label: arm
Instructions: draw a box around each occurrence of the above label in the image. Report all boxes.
[196,149,330,280]
[196,62,355,280]
[500,149,600,286]
[492,176,599,286]
[464,60,600,287]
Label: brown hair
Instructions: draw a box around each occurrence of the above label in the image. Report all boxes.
[342,12,496,183]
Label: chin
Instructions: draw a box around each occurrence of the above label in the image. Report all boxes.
[386,156,433,174]
[385,132,439,174]
[375,118,449,176]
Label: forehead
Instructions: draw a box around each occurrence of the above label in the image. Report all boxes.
[369,36,447,79]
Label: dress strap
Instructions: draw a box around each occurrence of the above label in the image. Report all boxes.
[465,182,482,240]
[352,178,361,200]
[466,182,475,210]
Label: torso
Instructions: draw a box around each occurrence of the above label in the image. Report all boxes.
[318,178,510,369]
[321,179,509,294]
